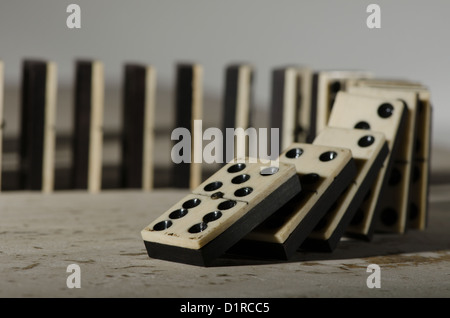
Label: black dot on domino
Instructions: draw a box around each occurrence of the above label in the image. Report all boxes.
[169,208,188,219]
[232,174,250,184]
[227,163,246,173]
[378,103,394,118]
[153,220,172,231]
[217,200,237,210]
[354,121,371,130]
[380,208,398,226]
[319,151,338,162]
[188,222,208,233]
[234,187,253,197]
[285,148,303,158]
[330,81,341,93]
[182,198,202,209]
[204,181,223,191]
[358,135,375,147]
[203,211,222,223]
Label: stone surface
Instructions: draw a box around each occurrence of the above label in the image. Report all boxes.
[1,185,449,298]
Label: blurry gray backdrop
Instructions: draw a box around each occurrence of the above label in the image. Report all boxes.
[0,0,448,151]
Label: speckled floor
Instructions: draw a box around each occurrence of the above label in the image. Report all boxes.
[1,185,449,298]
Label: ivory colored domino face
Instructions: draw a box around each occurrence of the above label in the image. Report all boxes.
[309,70,372,141]
[347,86,418,163]
[346,85,419,234]
[325,92,407,239]
[230,142,356,259]
[303,128,388,251]
[142,159,301,266]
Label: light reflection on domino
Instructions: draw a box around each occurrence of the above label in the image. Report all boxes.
[141,159,301,266]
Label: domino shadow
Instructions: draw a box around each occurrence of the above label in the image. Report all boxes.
[211,200,450,267]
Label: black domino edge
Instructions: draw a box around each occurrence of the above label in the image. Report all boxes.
[302,141,389,251]
[228,157,358,260]
[143,174,301,266]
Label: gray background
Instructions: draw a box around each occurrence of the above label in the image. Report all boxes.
[0,0,449,148]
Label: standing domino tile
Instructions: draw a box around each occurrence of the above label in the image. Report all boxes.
[120,63,156,190]
[408,88,432,230]
[270,66,313,149]
[222,64,254,163]
[296,67,313,143]
[308,70,372,142]
[0,61,4,190]
[347,85,419,234]
[71,60,104,193]
[19,60,57,193]
[270,66,300,152]
[347,79,432,230]
[302,128,389,251]
[172,63,203,189]
[229,143,356,259]
[141,159,301,266]
[324,92,407,240]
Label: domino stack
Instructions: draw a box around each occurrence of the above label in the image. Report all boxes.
[0,58,432,266]
[142,67,432,266]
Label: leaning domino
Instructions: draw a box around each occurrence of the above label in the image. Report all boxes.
[347,79,432,230]
[302,127,389,251]
[229,142,356,259]
[141,159,301,266]
[324,91,407,240]
[308,70,372,142]
[347,85,419,234]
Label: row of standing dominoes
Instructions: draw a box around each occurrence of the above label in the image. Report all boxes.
[2,58,431,248]
[141,68,432,266]
[4,59,154,193]
[0,60,254,193]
